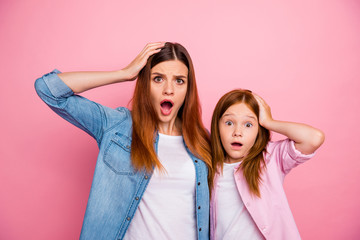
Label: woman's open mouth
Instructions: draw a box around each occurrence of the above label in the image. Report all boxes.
[160,100,174,116]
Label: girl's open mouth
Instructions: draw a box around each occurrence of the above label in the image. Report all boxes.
[231,142,243,148]
[160,100,174,116]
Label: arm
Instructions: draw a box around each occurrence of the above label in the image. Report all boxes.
[59,42,165,93]
[254,94,325,155]
[34,42,165,143]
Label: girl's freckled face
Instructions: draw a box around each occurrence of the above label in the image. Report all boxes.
[219,102,259,163]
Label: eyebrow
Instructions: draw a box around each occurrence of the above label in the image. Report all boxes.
[222,113,257,120]
[151,72,187,79]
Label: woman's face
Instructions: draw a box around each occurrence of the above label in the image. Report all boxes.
[219,102,259,163]
[150,60,188,125]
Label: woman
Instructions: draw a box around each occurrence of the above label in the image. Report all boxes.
[35,42,212,240]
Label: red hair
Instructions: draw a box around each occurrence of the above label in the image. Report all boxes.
[211,89,270,197]
[131,42,213,187]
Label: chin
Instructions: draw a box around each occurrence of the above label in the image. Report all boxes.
[228,153,245,161]
[158,114,175,123]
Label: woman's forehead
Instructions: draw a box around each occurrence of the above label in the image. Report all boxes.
[151,60,188,76]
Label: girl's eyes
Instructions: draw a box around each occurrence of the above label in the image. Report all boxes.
[224,121,253,127]
[245,122,253,128]
[225,121,233,126]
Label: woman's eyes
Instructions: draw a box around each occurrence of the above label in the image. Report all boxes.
[176,79,185,84]
[153,77,185,84]
[153,76,163,82]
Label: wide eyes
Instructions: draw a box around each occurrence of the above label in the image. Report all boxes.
[223,121,253,128]
[245,122,253,128]
[225,121,233,126]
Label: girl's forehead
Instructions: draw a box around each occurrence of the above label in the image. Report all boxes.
[222,102,257,119]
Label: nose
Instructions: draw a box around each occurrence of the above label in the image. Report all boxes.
[163,80,174,95]
[233,126,242,137]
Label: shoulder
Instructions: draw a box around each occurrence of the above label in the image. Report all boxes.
[115,106,130,114]
[101,107,133,147]
[110,106,132,124]
[99,106,133,135]
[114,107,132,119]
[105,106,132,122]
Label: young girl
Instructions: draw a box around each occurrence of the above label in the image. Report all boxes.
[35,42,212,240]
[210,89,324,240]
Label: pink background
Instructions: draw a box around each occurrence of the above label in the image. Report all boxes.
[1,0,359,239]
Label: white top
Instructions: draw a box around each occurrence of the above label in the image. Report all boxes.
[124,133,197,240]
[215,162,264,240]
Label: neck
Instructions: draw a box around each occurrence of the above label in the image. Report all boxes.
[224,156,243,164]
[158,118,182,136]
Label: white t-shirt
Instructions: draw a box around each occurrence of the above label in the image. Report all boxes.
[124,133,197,240]
[215,162,264,240]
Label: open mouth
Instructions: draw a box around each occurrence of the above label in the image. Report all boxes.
[160,100,174,116]
[231,142,243,147]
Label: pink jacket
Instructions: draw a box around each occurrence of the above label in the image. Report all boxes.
[210,139,315,240]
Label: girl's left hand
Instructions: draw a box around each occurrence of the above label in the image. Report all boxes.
[254,93,325,154]
[253,94,273,128]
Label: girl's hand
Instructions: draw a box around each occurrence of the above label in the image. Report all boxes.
[254,93,325,154]
[254,94,273,128]
[122,42,166,81]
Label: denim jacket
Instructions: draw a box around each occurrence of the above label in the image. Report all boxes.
[34,70,210,240]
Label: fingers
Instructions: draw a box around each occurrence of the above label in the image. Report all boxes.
[122,42,166,80]
[133,42,165,67]
[253,93,263,103]
[146,42,166,49]
[253,94,264,109]
[252,93,272,126]
[140,42,166,58]
[253,93,268,109]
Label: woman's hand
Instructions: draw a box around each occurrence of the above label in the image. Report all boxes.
[57,42,165,93]
[254,93,273,129]
[122,42,166,81]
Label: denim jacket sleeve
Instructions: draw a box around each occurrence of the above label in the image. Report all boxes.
[34,69,127,146]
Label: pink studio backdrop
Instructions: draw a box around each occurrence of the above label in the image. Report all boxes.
[1,0,359,239]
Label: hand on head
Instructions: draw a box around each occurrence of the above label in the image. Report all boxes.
[122,42,166,81]
[253,93,273,128]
